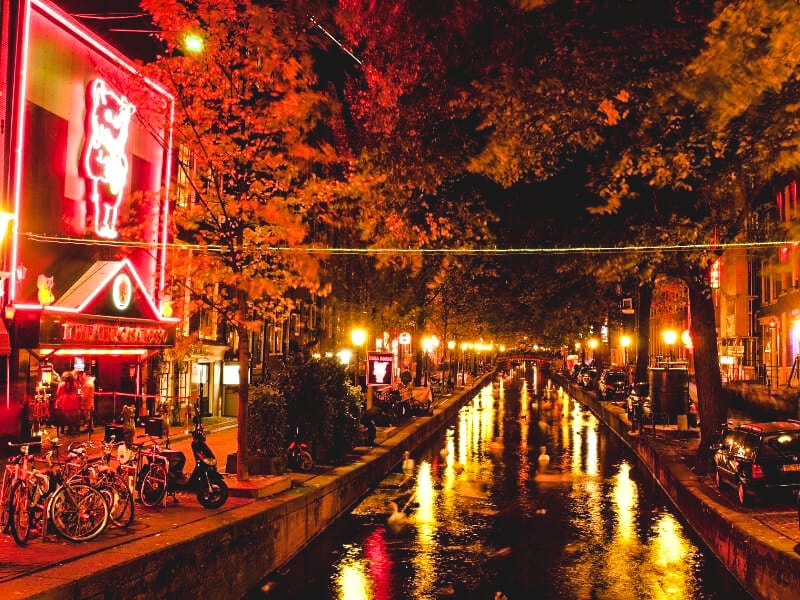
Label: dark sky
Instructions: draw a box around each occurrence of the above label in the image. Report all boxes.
[55,0,163,61]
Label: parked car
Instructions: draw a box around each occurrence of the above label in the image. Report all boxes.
[598,369,629,401]
[712,420,800,505]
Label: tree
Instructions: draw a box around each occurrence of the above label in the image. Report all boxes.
[140,0,356,479]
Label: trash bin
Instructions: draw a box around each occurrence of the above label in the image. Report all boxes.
[648,366,689,423]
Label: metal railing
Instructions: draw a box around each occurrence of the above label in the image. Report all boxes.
[94,392,194,426]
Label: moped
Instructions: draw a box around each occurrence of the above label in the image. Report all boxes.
[287,430,313,472]
[135,414,228,509]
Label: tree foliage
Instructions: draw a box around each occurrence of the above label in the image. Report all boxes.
[140,0,360,478]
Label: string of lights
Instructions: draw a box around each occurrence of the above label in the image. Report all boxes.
[22,232,796,255]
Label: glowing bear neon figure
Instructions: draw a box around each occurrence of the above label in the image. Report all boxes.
[82,79,136,239]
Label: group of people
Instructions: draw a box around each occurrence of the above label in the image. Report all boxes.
[53,370,95,435]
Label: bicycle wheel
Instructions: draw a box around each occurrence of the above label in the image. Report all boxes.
[0,470,15,532]
[139,463,167,508]
[9,480,31,546]
[98,473,134,527]
[49,484,109,542]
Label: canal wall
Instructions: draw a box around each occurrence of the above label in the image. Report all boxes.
[559,378,800,600]
[22,374,495,600]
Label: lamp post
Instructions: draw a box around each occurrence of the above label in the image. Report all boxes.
[662,328,678,366]
[587,338,598,366]
[460,342,468,386]
[769,318,778,389]
[351,328,367,388]
[447,340,456,388]
[620,334,631,367]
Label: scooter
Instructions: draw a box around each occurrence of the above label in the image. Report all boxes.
[287,429,313,472]
[137,412,229,509]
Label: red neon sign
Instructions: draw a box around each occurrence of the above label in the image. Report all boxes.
[82,79,136,239]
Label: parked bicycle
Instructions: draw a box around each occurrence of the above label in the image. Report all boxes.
[6,441,109,545]
[63,439,134,528]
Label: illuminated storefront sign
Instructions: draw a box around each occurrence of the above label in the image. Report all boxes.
[82,79,136,239]
[367,352,394,386]
[61,322,169,345]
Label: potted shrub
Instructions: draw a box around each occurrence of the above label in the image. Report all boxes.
[246,383,288,475]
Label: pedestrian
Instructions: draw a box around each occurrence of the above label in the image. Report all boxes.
[79,371,95,433]
[362,410,377,447]
[120,404,136,447]
[55,371,80,435]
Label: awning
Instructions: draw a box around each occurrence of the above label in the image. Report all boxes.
[0,319,10,356]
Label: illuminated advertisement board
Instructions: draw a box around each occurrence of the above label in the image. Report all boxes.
[367,352,395,387]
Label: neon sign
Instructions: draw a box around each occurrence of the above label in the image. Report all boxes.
[82,79,136,239]
[112,273,132,310]
[61,322,169,345]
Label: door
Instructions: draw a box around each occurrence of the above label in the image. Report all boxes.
[192,363,211,416]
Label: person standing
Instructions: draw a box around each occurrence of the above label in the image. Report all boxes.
[79,372,96,433]
[56,372,80,435]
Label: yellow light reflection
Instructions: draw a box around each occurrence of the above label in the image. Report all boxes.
[648,513,693,599]
[571,404,583,474]
[585,419,598,477]
[412,461,437,599]
[336,553,371,600]
[613,461,637,542]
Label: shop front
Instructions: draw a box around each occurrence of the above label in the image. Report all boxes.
[1,0,177,424]
[14,260,176,424]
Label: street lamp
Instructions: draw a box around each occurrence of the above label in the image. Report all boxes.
[460,341,468,385]
[447,340,456,387]
[183,32,204,54]
[587,338,598,365]
[351,328,367,387]
[662,328,678,364]
[620,334,632,366]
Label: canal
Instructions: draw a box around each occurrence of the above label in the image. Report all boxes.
[248,365,751,599]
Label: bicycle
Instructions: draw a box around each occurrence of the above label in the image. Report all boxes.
[7,441,56,546]
[0,453,25,532]
[64,439,135,528]
[118,435,170,508]
[9,442,110,544]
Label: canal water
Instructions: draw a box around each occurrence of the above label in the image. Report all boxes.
[247,366,751,600]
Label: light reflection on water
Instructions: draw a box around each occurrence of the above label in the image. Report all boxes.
[263,366,750,600]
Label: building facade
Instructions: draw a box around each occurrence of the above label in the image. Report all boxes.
[0,0,178,425]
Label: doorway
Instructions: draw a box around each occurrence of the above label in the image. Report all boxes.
[193,363,211,416]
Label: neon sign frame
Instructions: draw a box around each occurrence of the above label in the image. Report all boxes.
[9,0,174,315]
[14,258,178,322]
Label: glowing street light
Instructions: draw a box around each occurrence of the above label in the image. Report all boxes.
[350,328,367,386]
[620,334,632,365]
[447,340,456,387]
[662,328,678,364]
[337,349,352,366]
[184,32,204,54]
